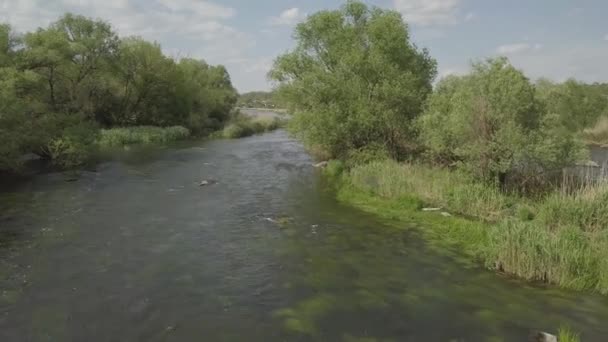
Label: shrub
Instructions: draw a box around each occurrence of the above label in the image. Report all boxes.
[418,58,585,187]
[98,126,190,148]
[47,118,99,168]
[221,116,285,139]
[583,116,608,145]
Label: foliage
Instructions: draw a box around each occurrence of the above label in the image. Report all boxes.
[221,115,286,139]
[270,0,436,159]
[348,160,515,222]
[582,116,608,145]
[418,58,585,186]
[558,326,581,342]
[0,13,237,172]
[536,78,608,133]
[339,159,608,293]
[98,126,190,148]
[238,91,278,108]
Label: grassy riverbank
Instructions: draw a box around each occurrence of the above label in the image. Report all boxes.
[220,116,286,139]
[98,126,191,148]
[329,160,608,294]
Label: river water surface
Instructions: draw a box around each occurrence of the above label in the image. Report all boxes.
[1,130,608,341]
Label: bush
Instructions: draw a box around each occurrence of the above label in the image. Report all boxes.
[583,116,608,145]
[46,117,99,168]
[418,58,585,187]
[98,126,190,148]
[221,116,285,139]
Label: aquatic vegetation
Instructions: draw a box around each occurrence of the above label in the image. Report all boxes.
[558,326,580,342]
[98,126,191,148]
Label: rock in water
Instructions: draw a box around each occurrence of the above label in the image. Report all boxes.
[199,179,218,187]
[529,331,557,342]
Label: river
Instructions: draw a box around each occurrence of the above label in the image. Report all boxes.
[1,130,608,341]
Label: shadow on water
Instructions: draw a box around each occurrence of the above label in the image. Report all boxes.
[0,130,608,341]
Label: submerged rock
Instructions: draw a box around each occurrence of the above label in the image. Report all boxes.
[199,179,218,186]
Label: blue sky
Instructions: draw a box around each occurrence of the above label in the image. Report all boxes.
[1,0,607,92]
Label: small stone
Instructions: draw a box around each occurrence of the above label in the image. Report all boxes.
[441,212,452,217]
[529,331,557,342]
[422,208,442,212]
[313,161,329,168]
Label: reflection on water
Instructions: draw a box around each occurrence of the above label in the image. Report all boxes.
[1,130,608,341]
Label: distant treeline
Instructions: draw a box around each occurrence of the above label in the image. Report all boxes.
[237,91,278,108]
[0,14,238,171]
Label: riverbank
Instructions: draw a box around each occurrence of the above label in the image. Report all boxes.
[329,159,608,294]
[218,116,286,139]
[98,126,192,148]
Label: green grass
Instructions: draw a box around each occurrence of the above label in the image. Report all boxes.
[221,116,286,139]
[98,126,191,147]
[558,326,581,342]
[334,160,608,294]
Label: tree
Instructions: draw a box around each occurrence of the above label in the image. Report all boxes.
[536,79,608,132]
[269,0,436,158]
[419,58,585,186]
[178,59,237,134]
[22,14,119,121]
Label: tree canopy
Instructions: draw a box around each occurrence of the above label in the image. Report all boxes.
[418,58,585,185]
[0,14,237,171]
[270,0,437,159]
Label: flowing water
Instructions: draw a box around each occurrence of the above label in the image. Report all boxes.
[1,130,608,341]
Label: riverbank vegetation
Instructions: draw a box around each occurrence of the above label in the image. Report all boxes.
[271,1,608,294]
[0,14,237,172]
[98,126,191,148]
[237,91,278,109]
[220,114,286,139]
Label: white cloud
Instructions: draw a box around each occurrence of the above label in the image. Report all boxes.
[394,0,462,26]
[496,43,542,55]
[270,8,305,26]
[156,0,235,19]
[506,44,608,84]
[464,12,475,22]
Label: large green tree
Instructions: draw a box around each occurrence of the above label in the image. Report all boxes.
[269,0,436,158]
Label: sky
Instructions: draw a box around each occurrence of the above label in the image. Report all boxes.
[1,0,607,93]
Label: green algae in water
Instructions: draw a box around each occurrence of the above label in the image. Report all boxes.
[31,306,69,342]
